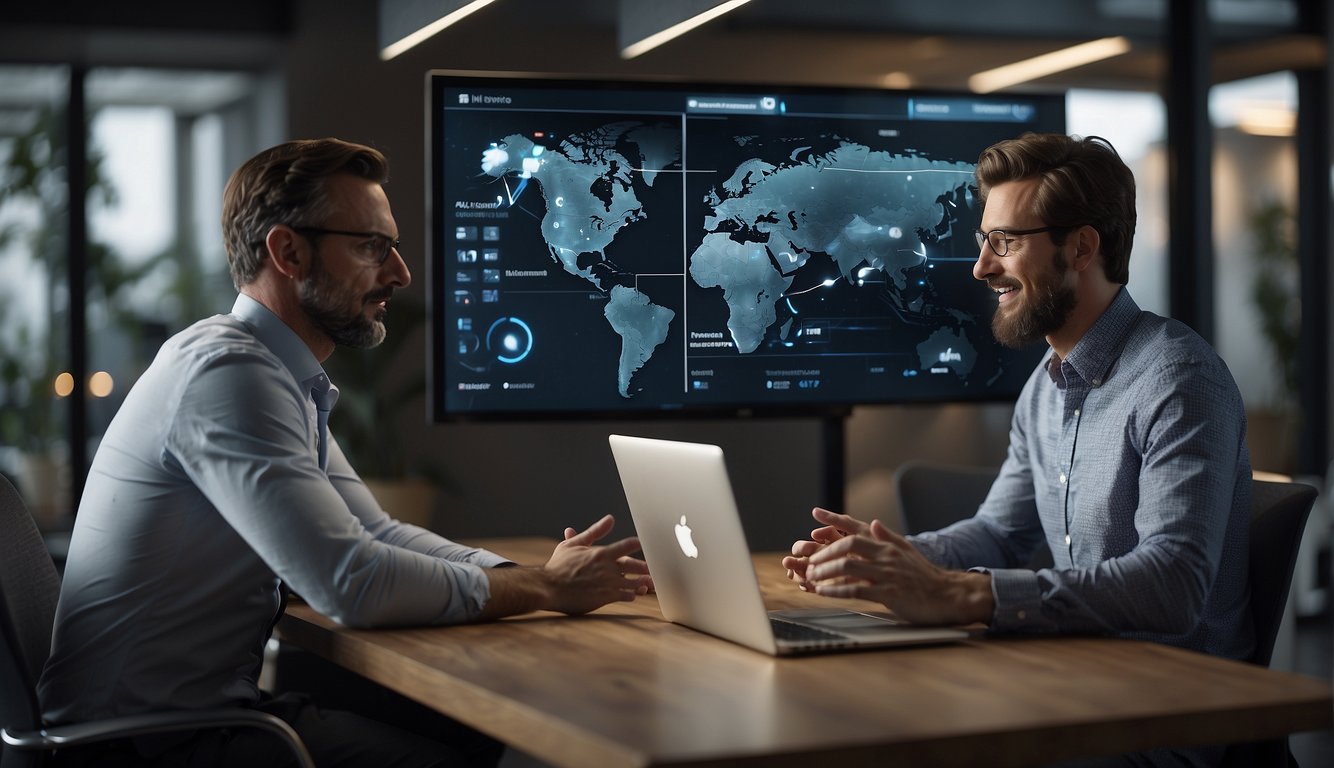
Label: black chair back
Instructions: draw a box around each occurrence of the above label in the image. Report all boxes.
[894,461,1052,569]
[0,473,61,765]
[1247,479,1318,668]
[894,461,999,535]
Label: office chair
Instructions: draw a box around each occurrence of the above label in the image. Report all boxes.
[893,461,1053,569]
[895,466,1316,765]
[1218,478,1319,768]
[894,461,1000,535]
[1246,478,1318,668]
[0,473,315,768]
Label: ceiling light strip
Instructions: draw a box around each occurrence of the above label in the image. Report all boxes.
[380,0,497,61]
[969,36,1132,94]
[620,0,753,60]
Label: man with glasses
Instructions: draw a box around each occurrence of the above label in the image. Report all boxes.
[785,134,1252,743]
[39,138,651,767]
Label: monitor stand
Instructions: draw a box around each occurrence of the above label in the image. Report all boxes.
[821,409,851,513]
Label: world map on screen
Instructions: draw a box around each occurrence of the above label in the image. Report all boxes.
[479,121,988,399]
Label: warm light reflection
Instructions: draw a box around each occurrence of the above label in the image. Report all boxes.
[881,72,914,89]
[53,372,75,398]
[1236,106,1296,137]
[89,371,115,398]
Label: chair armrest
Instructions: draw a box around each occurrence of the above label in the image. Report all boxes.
[2,708,314,768]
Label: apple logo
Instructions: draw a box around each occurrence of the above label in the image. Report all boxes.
[674,515,699,558]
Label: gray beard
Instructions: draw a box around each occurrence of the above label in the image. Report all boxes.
[297,256,387,349]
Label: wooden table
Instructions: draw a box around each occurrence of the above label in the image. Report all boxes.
[276,538,1332,767]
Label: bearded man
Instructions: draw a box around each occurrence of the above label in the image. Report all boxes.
[783,134,1251,766]
[39,139,649,768]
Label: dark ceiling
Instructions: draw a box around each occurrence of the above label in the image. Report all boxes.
[0,0,1324,93]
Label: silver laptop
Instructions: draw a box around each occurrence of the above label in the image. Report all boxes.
[608,434,969,656]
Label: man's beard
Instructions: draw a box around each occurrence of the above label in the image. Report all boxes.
[991,251,1077,349]
[298,254,389,349]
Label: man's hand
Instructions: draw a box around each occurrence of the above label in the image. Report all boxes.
[781,507,871,589]
[782,508,993,626]
[544,514,652,614]
[481,514,650,619]
[800,518,993,626]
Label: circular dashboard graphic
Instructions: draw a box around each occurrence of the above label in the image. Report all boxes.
[486,317,533,364]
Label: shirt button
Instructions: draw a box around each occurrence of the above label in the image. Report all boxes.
[1059,473,1067,484]
[1064,534,1072,546]
[1074,408,1080,417]
[1092,378,1102,387]
[1017,610,1027,620]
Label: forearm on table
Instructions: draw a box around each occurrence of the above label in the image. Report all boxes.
[478,565,555,620]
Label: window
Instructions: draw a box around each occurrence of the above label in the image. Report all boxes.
[1067,88,1169,316]
[0,65,72,529]
[0,65,276,531]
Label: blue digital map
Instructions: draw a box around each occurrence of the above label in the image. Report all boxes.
[479,123,985,398]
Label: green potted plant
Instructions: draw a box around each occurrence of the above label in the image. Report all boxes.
[0,103,175,528]
[0,104,94,528]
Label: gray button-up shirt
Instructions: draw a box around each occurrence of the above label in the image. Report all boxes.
[911,289,1253,660]
[40,295,510,723]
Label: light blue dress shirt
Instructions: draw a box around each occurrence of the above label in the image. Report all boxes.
[39,295,511,723]
[910,289,1254,661]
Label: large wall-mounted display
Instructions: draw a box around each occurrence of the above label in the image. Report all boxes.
[428,71,1064,419]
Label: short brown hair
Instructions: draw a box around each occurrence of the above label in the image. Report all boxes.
[222,138,389,288]
[975,133,1135,284]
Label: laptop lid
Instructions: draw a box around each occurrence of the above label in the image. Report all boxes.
[609,434,779,654]
[608,434,968,656]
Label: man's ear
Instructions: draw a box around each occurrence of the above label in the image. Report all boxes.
[264,225,306,280]
[1070,224,1101,273]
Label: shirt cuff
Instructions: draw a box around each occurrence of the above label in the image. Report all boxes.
[984,568,1050,632]
[470,550,515,569]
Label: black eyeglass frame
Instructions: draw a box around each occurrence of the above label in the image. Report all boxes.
[974,225,1074,257]
[293,226,401,265]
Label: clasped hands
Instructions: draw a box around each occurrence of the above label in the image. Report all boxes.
[782,507,993,626]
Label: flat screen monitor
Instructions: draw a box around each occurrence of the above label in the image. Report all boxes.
[428,71,1064,420]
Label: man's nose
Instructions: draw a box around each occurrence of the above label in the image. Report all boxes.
[973,239,999,281]
[386,245,412,288]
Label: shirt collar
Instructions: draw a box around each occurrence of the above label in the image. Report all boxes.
[230,294,338,406]
[1048,287,1140,388]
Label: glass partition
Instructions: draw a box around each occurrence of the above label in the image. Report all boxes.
[0,65,273,532]
[0,65,73,530]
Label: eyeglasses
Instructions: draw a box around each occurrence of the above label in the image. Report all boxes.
[294,226,400,265]
[974,225,1071,257]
